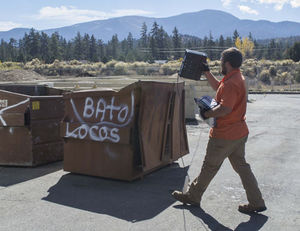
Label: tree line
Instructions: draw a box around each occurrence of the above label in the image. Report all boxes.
[0,22,299,63]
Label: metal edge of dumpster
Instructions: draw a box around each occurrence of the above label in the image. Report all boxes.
[137,81,189,177]
[0,85,65,166]
[61,80,189,181]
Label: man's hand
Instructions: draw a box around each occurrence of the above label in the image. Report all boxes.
[200,108,209,120]
[200,61,210,72]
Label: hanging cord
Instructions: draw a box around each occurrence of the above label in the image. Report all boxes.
[176,74,203,193]
[176,73,186,173]
[176,74,209,231]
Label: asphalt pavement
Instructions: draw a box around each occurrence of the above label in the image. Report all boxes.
[0,94,299,231]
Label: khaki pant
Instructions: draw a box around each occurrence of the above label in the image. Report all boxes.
[188,135,265,207]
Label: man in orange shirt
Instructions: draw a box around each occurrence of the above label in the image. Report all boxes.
[172,47,266,214]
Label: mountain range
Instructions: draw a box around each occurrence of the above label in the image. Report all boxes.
[1,9,300,42]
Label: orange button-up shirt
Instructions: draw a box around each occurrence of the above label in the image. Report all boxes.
[209,69,249,140]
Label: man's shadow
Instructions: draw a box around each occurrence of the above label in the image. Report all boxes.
[43,163,188,222]
[174,205,268,231]
[234,214,268,231]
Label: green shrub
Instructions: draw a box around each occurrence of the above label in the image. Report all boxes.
[105,60,118,69]
[242,67,257,79]
[160,61,180,75]
[69,60,82,65]
[295,70,300,83]
[209,60,220,67]
[95,62,105,69]
[279,59,294,66]
[275,72,292,85]
[28,58,41,66]
[146,66,159,75]
[259,69,271,85]
[130,62,148,75]
[269,65,277,76]
[0,61,23,70]
[114,62,128,75]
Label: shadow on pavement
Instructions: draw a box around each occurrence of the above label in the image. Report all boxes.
[234,214,268,231]
[43,163,188,222]
[174,205,268,231]
[0,161,63,187]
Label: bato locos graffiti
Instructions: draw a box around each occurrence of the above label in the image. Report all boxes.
[65,91,135,143]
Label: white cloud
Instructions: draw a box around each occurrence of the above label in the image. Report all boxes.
[239,5,259,14]
[257,0,300,10]
[291,0,300,7]
[0,21,23,31]
[36,6,152,25]
[221,0,233,7]
[258,0,287,10]
[110,9,154,17]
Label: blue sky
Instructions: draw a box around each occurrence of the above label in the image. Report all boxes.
[0,0,300,31]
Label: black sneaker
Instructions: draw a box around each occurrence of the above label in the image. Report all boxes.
[238,204,267,214]
[172,190,200,207]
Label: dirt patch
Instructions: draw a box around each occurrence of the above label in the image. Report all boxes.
[0,69,46,82]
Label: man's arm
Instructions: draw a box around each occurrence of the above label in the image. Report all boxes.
[204,71,220,91]
[204,104,232,118]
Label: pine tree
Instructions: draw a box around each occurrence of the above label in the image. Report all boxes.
[203,36,208,48]
[157,26,167,59]
[40,32,50,63]
[288,41,300,62]
[233,29,240,42]
[26,28,40,60]
[207,31,215,59]
[266,39,276,60]
[172,27,182,59]
[225,36,233,47]
[82,33,90,60]
[127,32,134,50]
[219,35,225,47]
[64,41,73,61]
[0,39,7,62]
[110,34,119,59]
[8,38,17,61]
[150,21,159,60]
[89,35,98,62]
[49,32,61,62]
[248,32,253,41]
[120,39,128,61]
[97,39,105,62]
[74,32,83,60]
[60,38,68,61]
[17,38,26,62]
[140,22,148,48]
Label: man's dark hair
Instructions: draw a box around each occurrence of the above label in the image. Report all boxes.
[221,47,243,68]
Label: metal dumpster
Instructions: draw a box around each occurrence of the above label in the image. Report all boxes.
[62,81,189,181]
[0,84,64,166]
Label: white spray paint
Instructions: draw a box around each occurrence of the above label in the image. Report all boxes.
[66,91,134,143]
[0,99,8,108]
[105,146,118,160]
[0,98,29,126]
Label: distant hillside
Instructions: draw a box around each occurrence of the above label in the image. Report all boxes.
[1,9,300,42]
